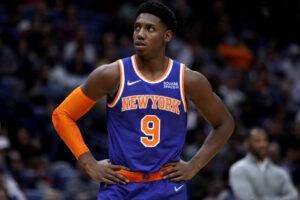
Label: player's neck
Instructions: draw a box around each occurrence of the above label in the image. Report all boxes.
[135,53,168,73]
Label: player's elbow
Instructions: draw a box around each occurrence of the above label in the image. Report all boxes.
[52,108,61,129]
[227,114,235,135]
[222,114,235,139]
[52,107,71,130]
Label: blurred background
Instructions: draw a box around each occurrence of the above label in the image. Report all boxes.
[0,0,299,199]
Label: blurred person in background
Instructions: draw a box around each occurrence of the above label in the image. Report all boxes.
[0,183,10,200]
[0,34,18,76]
[282,111,300,190]
[229,127,299,200]
[0,136,27,200]
[65,162,99,200]
[63,26,96,65]
[280,44,300,105]
[42,188,62,200]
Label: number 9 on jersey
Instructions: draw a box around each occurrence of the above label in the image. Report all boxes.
[140,115,161,147]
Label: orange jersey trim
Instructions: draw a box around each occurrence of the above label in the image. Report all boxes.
[180,64,187,112]
[115,166,172,182]
[52,87,96,159]
[108,60,124,107]
[132,55,172,83]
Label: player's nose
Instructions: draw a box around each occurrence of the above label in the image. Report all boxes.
[136,28,146,39]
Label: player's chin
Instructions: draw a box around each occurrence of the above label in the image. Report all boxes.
[135,49,147,56]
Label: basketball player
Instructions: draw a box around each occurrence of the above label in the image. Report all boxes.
[52,1,234,199]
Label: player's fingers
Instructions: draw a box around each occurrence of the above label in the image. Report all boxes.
[162,162,177,167]
[105,173,124,184]
[111,171,130,184]
[163,171,182,179]
[161,166,177,176]
[170,175,185,182]
[106,170,129,184]
[110,164,130,171]
[102,177,116,185]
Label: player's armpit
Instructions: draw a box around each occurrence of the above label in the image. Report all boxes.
[184,68,232,128]
[183,68,234,171]
[52,87,96,159]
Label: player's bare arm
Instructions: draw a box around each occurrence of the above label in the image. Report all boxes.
[162,67,235,182]
[78,62,130,185]
[80,62,120,101]
[54,62,129,184]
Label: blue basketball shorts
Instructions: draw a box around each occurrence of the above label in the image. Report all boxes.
[97,179,187,200]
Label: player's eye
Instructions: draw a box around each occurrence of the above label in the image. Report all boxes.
[134,25,141,31]
[147,26,154,31]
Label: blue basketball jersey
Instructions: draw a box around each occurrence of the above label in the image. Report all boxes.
[106,55,187,173]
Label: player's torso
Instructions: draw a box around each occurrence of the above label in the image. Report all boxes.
[106,55,187,173]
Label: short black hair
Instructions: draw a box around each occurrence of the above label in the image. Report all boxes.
[244,127,267,141]
[136,1,177,33]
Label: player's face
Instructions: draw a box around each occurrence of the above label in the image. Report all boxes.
[133,13,172,56]
[247,129,269,160]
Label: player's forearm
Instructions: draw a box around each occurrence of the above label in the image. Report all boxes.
[78,151,98,168]
[189,116,234,171]
[52,86,96,159]
[52,109,90,159]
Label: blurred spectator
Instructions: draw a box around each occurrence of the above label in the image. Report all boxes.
[203,179,232,200]
[97,31,118,65]
[242,65,282,126]
[201,0,231,47]
[0,35,18,76]
[42,188,62,200]
[30,0,51,31]
[218,70,245,114]
[168,36,194,67]
[0,136,10,151]
[0,180,10,200]
[282,111,300,188]
[64,45,93,75]
[281,44,300,105]
[15,127,41,166]
[65,163,99,200]
[217,37,254,70]
[63,26,96,65]
[268,141,281,165]
[229,127,299,200]
[0,145,27,200]
[57,4,78,42]
[49,60,89,90]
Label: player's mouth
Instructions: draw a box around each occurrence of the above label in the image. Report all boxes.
[135,41,146,50]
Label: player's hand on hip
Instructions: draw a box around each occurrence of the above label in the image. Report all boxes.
[161,160,198,182]
[85,159,130,185]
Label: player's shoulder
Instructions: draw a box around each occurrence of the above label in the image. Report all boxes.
[270,162,290,177]
[92,61,120,78]
[229,157,249,173]
[87,55,135,83]
[184,67,207,82]
[81,60,122,100]
[182,66,211,93]
[83,60,120,87]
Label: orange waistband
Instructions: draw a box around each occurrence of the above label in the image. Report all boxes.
[115,166,172,182]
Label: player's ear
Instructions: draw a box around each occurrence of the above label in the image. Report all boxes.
[164,30,173,43]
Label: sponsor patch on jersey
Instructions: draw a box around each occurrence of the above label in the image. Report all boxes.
[164,82,179,89]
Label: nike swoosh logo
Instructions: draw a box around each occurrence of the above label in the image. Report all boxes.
[174,184,184,192]
[127,80,141,86]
